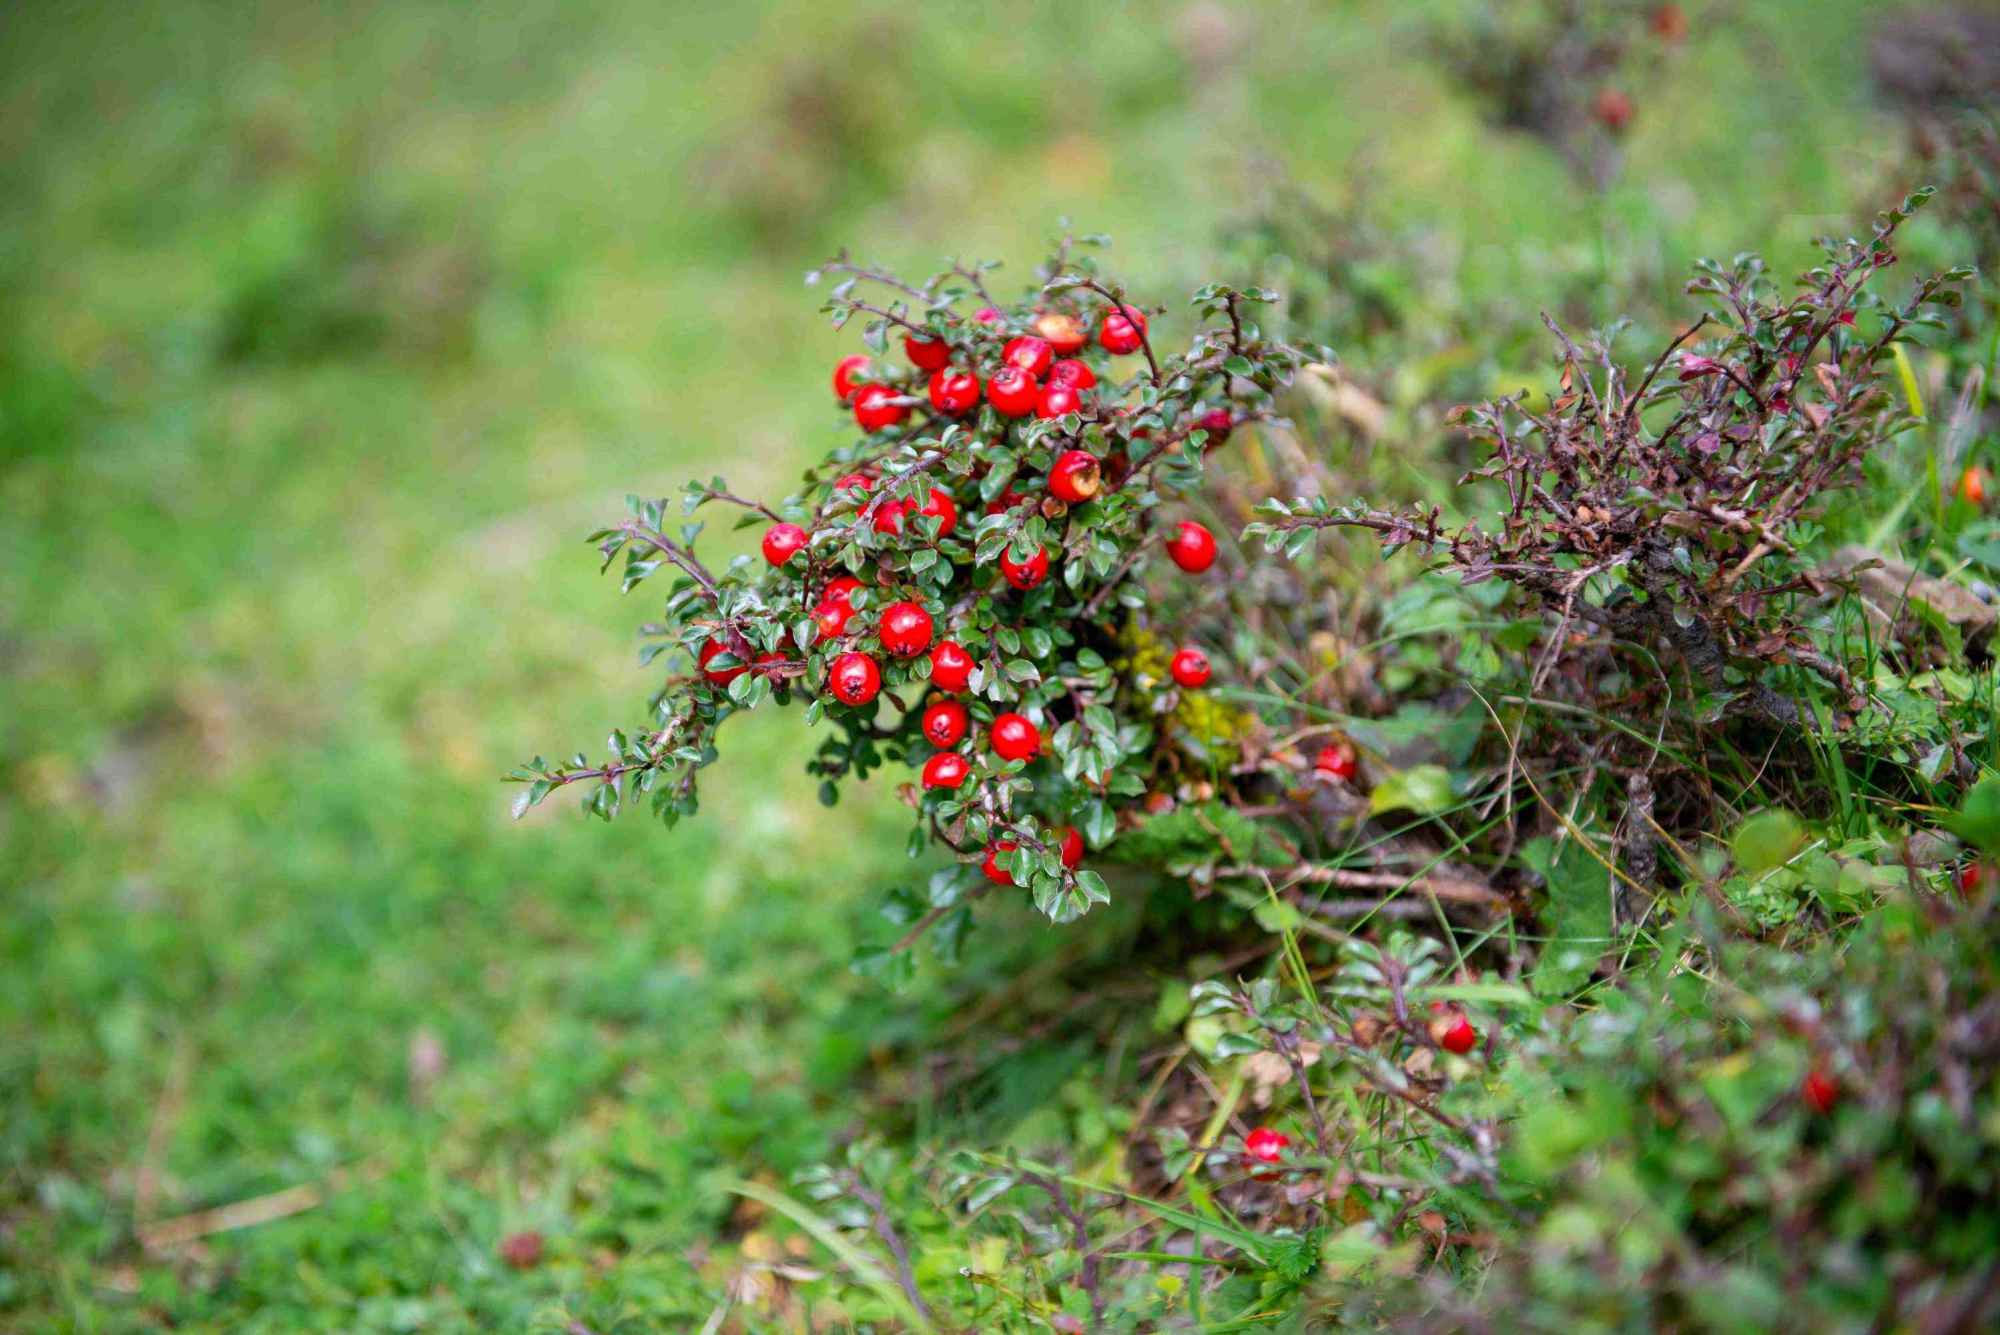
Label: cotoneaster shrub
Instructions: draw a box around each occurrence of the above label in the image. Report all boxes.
[511,231,1326,934]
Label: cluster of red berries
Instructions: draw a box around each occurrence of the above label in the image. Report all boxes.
[525,237,1312,921]
[789,297,1239,880]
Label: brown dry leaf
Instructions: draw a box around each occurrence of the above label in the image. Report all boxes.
[740,1230,783,1263]
[1242,1051,1292,1106]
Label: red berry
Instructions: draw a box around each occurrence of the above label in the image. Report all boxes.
[973,306,1005,327]
[1055,825,1084,869]
[753,650,790,678]
[1165,519,1217,573]
[1959,466,1990,506]
[1046,450,1102,504]
[872,499,910,536]
[1037,382,1084,421]
[699,637,748,686]
[1195,407,1234,444]
[919,486,958,537]
[853,384,909,432]
[814,576,865,642]
[930,641,974,692]
[982,839,1020,885]
[1836,309,1856,327]
[1244,1127,1289,1165]
[1802,1067,1839,1114]
[879,601,934,657]
[928,369,981,416]
[1955,863,1987,895]
[1098,305,1147,355]
[833,474,872,497]
[499,1231,545,1269]
[1002,335,1054,379]
[1651,2,1687,41]
[990,712,1041,762]
[828,651,881,707]
[999,544,1050,590]
[987,366,1038,417]
[761,523,808,566]
[1594,88,1633,133]
[904,334,950,371]
[1033,311,1087,355]
[1047,358,1097,390]
[985,488,1026,515]
[1314,743,1357,782]
[1439,1016,1479,1055]
[1170,647,1211,688]
[832,354,872,403]
[921,699,969,747]
[922,751,971,790]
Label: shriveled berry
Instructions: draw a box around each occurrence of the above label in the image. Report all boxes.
[990,712,1041,762]
[828,651,881,706]
[1165,519,1217,573]
[1170,647,1211,688]
[878,601,934,657]
[921,699,969,747]
[922,751,971,790]
[761,523,808,566]
[1033,311,1087,354]
[1047,449,1102,504]
[999,544,1050,590]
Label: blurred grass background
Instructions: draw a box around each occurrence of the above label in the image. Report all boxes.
[0,0,1908,1327]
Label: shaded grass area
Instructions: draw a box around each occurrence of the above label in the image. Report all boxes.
[0,0,1908,1326]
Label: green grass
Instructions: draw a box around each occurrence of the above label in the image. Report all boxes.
[0,0,1916,1327]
